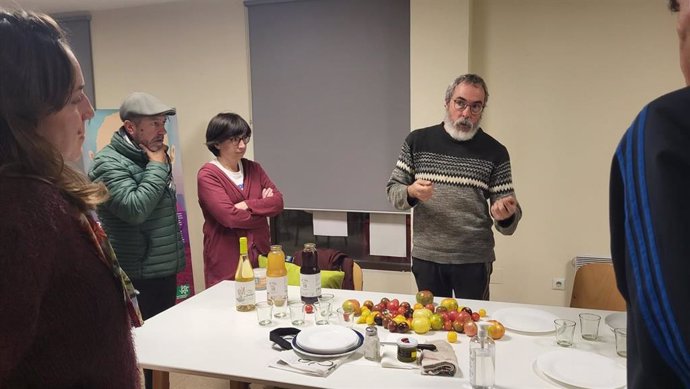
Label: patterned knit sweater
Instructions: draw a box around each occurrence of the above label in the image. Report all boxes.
[386,123,521,264]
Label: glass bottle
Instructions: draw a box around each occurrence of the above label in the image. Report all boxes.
[470,324,495,389]
[299,242,321,304]
[363,326,381,361]
[266,244,288,317]
[234,237,255,311]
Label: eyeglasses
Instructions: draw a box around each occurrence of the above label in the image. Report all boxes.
[229,135,251,145]
[452,98,485,115]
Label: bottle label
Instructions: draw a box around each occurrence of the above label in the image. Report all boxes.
[235,280,256,306]
[267,275,288,306]
[300,272,321,298]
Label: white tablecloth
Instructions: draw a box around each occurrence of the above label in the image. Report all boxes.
[134,281,625,388]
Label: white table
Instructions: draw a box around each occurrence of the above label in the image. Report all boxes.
[134,281,626,389]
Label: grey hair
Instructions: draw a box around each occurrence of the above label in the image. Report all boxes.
[444,74,489,105]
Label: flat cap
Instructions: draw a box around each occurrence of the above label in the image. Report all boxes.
[119,92,176,121]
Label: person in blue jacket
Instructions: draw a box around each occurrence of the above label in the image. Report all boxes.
[609,1,690,387]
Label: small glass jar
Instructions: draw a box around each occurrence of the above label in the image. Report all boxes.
[396,337,418,363]
[363,326,380,361]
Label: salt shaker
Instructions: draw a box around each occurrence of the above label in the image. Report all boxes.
[363,326,380,361]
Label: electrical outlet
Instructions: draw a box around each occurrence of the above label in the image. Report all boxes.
[552,278,565,290]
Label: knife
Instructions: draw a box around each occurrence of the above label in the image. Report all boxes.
[380,341,437,351]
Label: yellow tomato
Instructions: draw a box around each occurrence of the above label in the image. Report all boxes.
[478,308,487,317]
[366,314,375,326]
[447,331,458,343]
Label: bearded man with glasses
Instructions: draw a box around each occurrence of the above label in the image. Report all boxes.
[387,74,521,300]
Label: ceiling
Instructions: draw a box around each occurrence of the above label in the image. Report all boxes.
[0,0,185,14]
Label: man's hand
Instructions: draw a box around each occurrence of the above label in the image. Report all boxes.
[407,179,433,202]
[140,143,168,164]
[491,195,518,221]
[262,188,274,199]
[235,201,249,210]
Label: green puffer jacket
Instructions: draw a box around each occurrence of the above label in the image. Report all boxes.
[88,130,185,280]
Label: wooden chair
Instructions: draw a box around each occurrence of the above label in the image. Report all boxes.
[352,262,363,291]
[569,263,626,311]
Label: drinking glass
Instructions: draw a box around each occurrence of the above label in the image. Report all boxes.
[314,301,331,325]
[256,301,273,326]
[614,328,627,357]
[289,301,306,326]
[554,319,576,347]
[579,313,601,341]
[337,307,356,328]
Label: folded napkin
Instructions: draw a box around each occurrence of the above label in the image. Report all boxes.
[380,344,419,370]
[269,351,351,377]
[420,340,460,377]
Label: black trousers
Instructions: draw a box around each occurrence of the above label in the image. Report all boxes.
[411,257,492,300]
[132,275,177,389]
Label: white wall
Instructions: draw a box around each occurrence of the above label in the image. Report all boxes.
[89,0,683,305]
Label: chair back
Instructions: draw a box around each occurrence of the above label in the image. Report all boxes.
[352,262,363,291]
[570,263,626,311]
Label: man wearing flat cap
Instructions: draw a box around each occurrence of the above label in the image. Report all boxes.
[89,92,184,388]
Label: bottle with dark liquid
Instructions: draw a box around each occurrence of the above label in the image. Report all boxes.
[299,243,321,304]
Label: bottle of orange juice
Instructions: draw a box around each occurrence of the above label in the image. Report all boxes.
[266,244,288,317]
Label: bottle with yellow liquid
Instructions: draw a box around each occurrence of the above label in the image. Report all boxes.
[266,245,288,318]
[234,237,255,311]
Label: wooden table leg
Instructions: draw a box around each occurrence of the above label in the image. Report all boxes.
[152,370,170,389]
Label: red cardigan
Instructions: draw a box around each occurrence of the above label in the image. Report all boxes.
[197,159,284,288]
[0,177,139,388]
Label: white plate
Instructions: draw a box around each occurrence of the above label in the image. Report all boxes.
[492,307,559,333]
[292,330,363,358]
[292,344,361,359]
[295,325,361,354]
[536,349,626,389]
[605,312,626,331]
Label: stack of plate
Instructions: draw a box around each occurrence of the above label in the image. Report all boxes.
[292,325,363,358]
[535,349,626,389]
[605,312,626,331]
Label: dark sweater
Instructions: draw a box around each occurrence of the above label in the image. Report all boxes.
[387,123,521,264]
[0,176,140,389]
[610,87,690,388]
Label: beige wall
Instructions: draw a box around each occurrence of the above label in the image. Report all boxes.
[470,0,682,305]
[89,0,683,305]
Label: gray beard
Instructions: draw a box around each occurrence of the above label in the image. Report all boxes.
[443,115,479,141]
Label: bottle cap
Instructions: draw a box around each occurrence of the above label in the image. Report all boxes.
[366,326,378,336]
[478,323,489,337]
[239,237,248,254]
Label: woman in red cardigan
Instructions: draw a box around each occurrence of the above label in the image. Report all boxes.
[197,113,284,288]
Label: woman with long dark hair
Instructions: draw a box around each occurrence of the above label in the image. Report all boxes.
[0,9,141,388]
